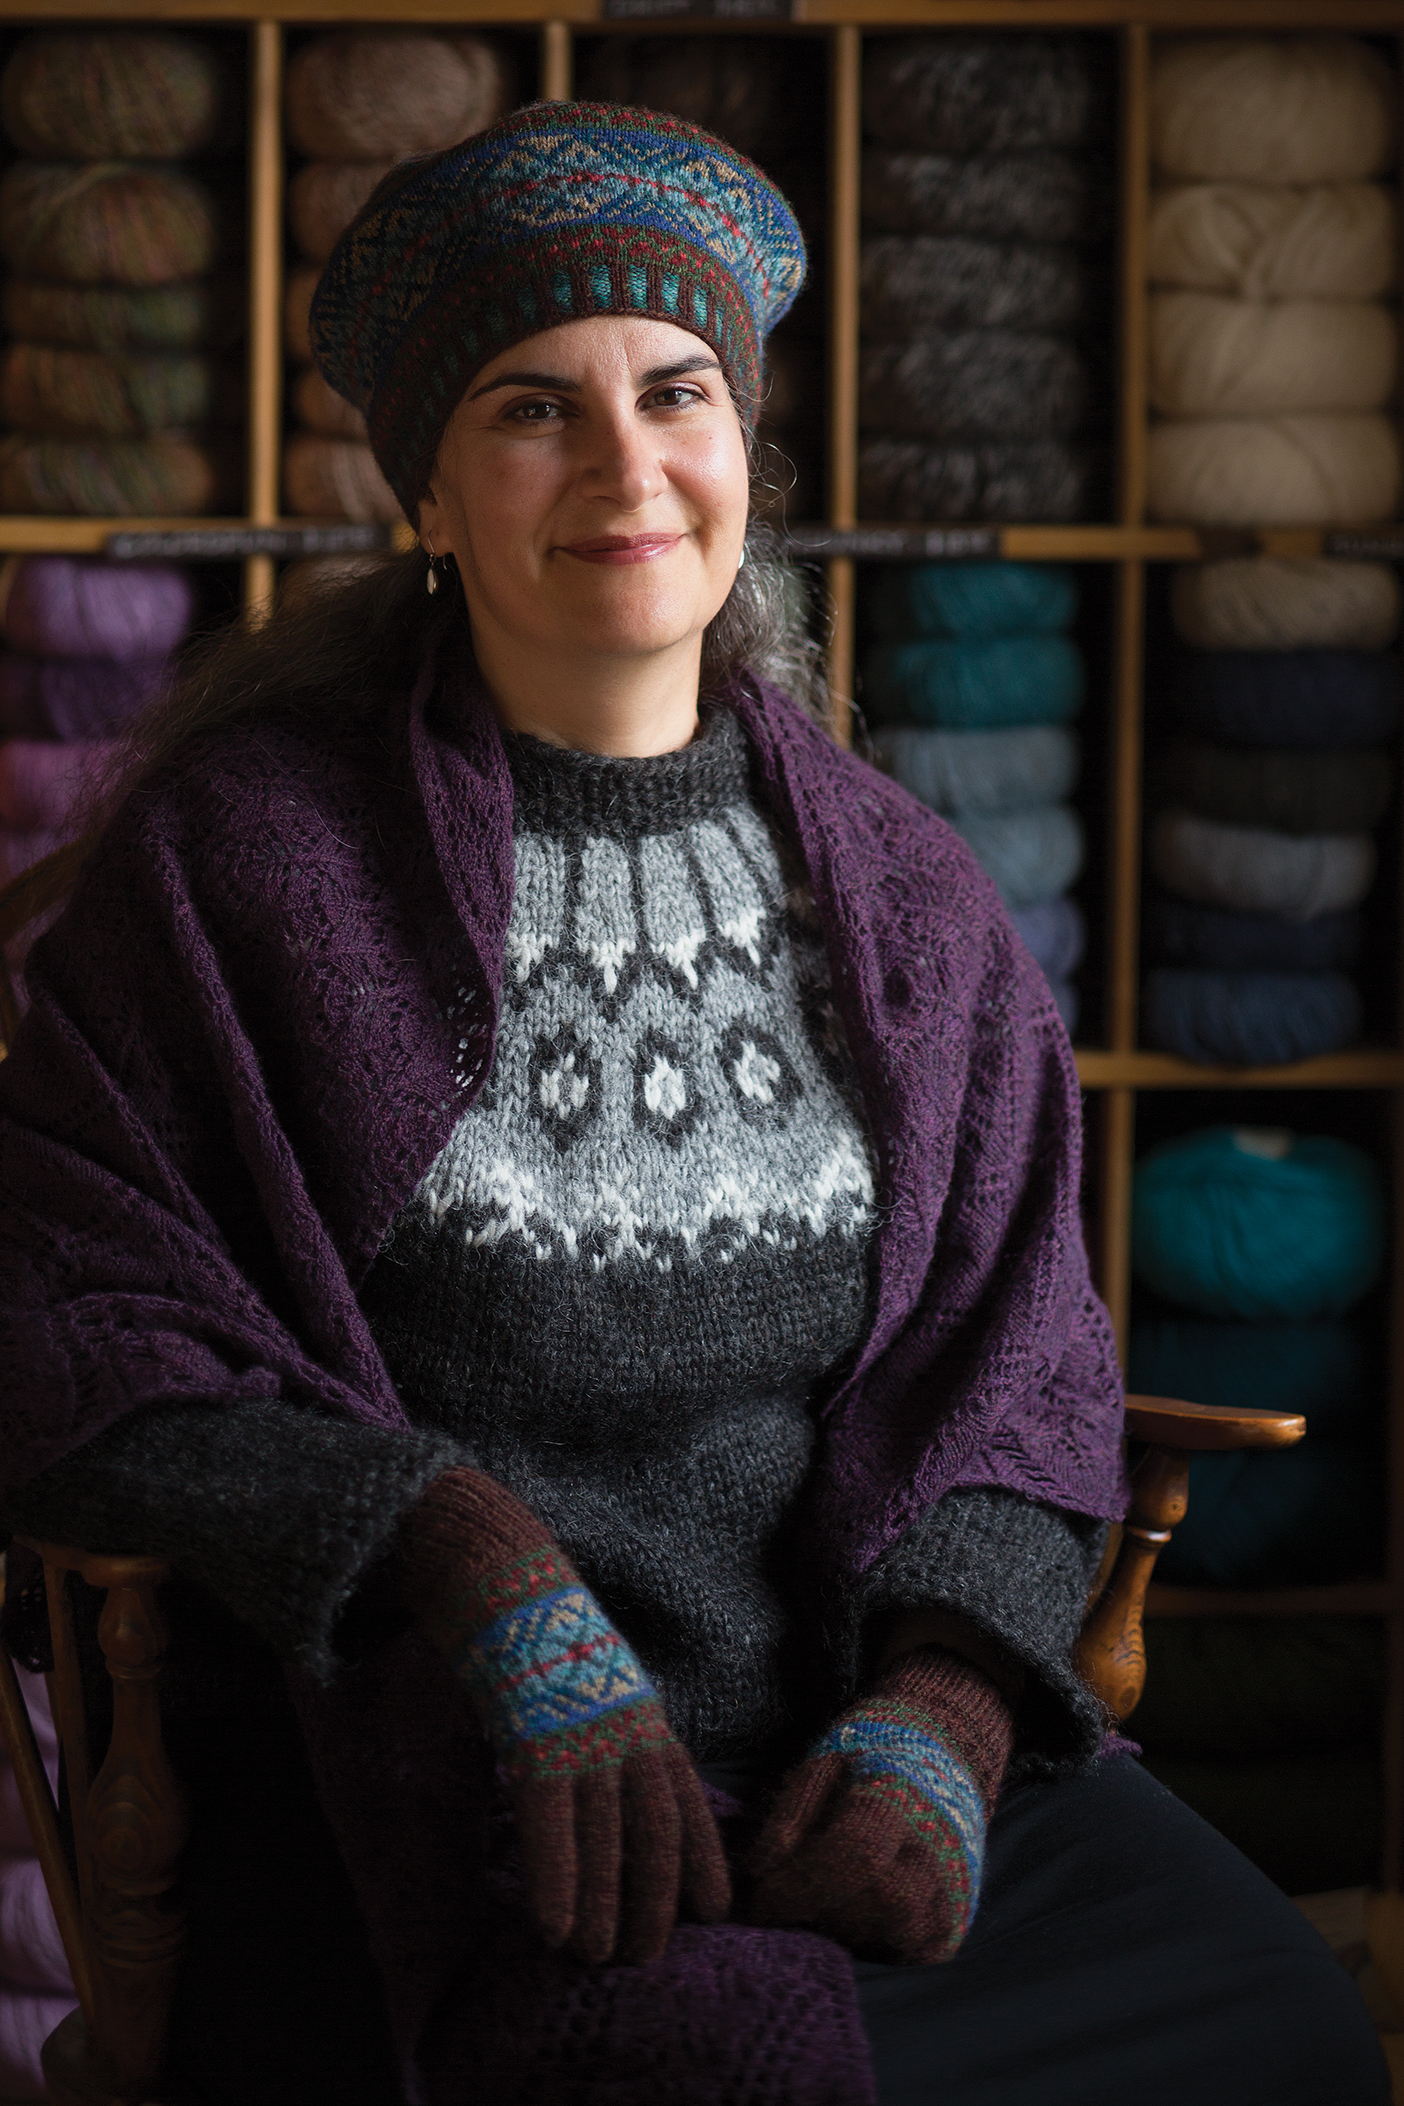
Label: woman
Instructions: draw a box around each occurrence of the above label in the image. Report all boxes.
[0,101,1385,2106]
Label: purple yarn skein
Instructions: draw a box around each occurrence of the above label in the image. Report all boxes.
[0,652,172,739]
[4,555,193,661]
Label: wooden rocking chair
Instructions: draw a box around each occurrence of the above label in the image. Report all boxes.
[0,1394,1305,2106]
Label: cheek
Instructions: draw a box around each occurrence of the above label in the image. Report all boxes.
[668,421,751,529]
[439,432,564,567]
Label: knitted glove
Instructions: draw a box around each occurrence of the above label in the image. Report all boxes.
[749,1646,1013,1963]
[394,1467,730,1965]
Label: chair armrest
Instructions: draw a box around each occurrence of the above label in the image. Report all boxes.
[1124,1394,1306,1452]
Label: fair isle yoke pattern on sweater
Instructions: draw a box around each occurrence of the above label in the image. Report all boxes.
[413,707,876,1275]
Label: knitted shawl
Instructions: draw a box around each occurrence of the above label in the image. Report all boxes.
[0,652,1125,2103]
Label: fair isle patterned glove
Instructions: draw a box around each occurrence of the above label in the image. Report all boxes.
[749,1647,1013,1963]
[395,1467,730,1965]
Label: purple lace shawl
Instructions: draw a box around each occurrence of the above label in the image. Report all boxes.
[0,655,1126,2103]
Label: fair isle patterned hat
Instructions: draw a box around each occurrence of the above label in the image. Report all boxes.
[310,99,807,519]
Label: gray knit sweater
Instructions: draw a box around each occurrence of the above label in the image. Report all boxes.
[6,708,1105,1763]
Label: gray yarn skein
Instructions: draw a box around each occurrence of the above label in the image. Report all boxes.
[863,151,1112,246]
[861,336,1089,441]
[858,435,1102,521]
[863,35,1109,154]
[874,724,1079,814]
[1150,808,1376,921]
[861,237,1092,337]
[950,802,1085,907]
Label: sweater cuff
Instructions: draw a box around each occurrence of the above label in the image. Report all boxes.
[833,1487,1110,1773]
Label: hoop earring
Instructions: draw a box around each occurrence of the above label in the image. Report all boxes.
[425,534,440,596]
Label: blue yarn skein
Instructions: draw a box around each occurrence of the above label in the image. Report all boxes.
[873,723,1078,813]
[862,634,1084,728]
[1154,1444,1377,1589]
[1129,1318,1374,1441]
[950,802,1084,907]
[1011,894,1085,979]
[1175,650,1402,749]
[865,560,1077,639]
[1144,892,1363,973]
[1143,968,1362,1066]
[1131,1126,1385,1320]
[1048,975,1078,1035]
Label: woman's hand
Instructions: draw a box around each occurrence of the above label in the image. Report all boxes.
[395,1467,730,1964]
[748,1647,1013,1964]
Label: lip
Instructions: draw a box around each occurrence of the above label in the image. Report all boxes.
[560,533,684,566]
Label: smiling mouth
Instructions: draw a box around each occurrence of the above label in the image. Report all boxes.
[561,534,684,565]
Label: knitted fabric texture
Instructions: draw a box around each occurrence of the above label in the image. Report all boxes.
[310,100,807,516]
[751,1646,1013,1963]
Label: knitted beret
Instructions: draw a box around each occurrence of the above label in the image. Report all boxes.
[310,99,807,518]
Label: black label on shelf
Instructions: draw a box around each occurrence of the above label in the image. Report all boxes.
[603,0,793,18]
[782,524,1002,561]
[1323,531,1404,562]
[105,523,394,562]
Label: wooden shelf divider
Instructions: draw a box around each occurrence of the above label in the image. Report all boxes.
[824,22,861,742]
[244,18,285,620]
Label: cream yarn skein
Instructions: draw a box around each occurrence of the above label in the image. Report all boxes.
[1150,809,1376,920]
[1147,413,1401,525]
[1172,558,1401,651]
[1149,293,1396,416]
[288,160,394,266]
[285,32,513,159]
[1148,182,1396,300]
[291,367,367,442]
[1151,38,1396,184]
[283,434,400,522]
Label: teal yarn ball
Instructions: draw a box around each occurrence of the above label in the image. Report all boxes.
[1153,1444,1377,1587]
[1128,1317,1374,1439]
[1131,1125,1385,1318]
[861,633,1084,728]
[865,559,1077,638]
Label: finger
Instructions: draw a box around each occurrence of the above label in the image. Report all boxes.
[749,1753,847,1878]
[617,1752,682,1964]
[669,1748,731,1924]
[511,1776,577,1949]
[569,1771,623,1966]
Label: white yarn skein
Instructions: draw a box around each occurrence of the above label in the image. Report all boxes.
[1150,808,1376,920]
[1151,37,1397,184]
[1148,182,1397,300]
[1149,292,1396,417]
[1171,558,1402,651]
[1147,413,1401,525]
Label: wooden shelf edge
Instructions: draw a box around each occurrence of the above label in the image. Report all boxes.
[7,0,1404,25]
[1075,1049,1404,1091]
[1146,1582,1395,1618]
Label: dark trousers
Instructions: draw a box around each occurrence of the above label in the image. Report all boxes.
[853,1754,1388,2106]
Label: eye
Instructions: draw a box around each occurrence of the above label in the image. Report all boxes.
[505,397,566,424]
[644,384,703,411]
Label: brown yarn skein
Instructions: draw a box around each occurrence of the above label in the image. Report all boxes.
[284,263,318,362]
[284,434,400,522]
[2,33,225,159]
[288,160,394,265]
[4,276,241,353]
[291,366,367,441]
[0,344,236,439]
[0,434,235,516]
[0,163,218,286]
[284,32,513,159]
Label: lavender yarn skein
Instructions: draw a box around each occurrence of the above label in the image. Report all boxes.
[2,554,192,660]
[1012,895,1086,980]
[0,652,171,738]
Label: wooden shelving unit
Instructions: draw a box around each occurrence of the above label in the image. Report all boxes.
[4,0,1404,1883]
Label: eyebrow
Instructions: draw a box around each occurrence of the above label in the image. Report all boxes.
[467,354,723,402]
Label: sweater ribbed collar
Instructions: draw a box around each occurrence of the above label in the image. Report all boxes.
[503,703,748,840]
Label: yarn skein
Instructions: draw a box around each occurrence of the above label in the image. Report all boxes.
[1150,38,1397,184]
[0,435,232,516]
[0,344,234,439]
[1,32,225,159]
[1149,292,1396,417]
[1175,647,1402,748]
[864,560,1077,638]
[1129,1317,1374,1439]
[1011,894,1086,980]
[863,35,1111,155]
[874,723,1079,814]
[1154,740,1392,835]
[861,335,1089,442]
[1144,891,1363,973]
[580,37,806,164]
[2,555,193,659]
[1131,1124,1385,1319]
[951,803,1085,907]
[1142,967,1362,1065]
[0,652,172,738]
[3,276,242,354]
[861,236,1092,337]
[1148,181,1397,301]
[862,634,1085,729]
[283,434,400,523]
[0,163,219,286]
[1146,412,1401,526]
[284,32,513,159]
[287,160,395,268]
[1153,1444,1373,1589]
[859,435,1102,522]
[1171,557,1400,651]
[863,150,1113,247]
[0,738,117,831]
[291,366,368,442]
[1150,808,1375,920]
[284,264,318,364]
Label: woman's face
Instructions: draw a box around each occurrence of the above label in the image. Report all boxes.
[417,315,751,673]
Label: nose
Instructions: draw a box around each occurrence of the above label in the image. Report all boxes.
[579,401,665,512]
